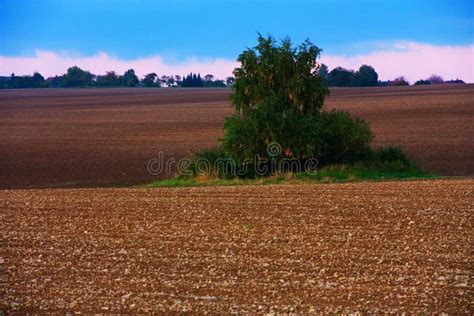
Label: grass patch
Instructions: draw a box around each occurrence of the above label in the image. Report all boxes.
[147,163,436,188]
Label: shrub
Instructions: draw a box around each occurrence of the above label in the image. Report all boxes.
[184,148,238,179]
[318,109,373,165]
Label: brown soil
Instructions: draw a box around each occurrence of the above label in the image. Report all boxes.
[0,84,473,189]
[1,179,472,313]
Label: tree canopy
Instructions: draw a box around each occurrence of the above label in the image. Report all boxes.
[221,34,373,171]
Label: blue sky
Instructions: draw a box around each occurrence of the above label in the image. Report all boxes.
[1,0,473,59]
[0,0,473,81]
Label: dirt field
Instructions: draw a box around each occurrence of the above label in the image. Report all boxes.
[0,84,473,189]
[1,179,472,313]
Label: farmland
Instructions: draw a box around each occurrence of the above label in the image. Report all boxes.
[1,85,473,313]
[1,179,472,313]
[0,84,473,189]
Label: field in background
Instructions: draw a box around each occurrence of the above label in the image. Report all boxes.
[0,84,473,189]
[1,86,472,313]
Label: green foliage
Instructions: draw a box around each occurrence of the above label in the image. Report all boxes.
[62,66,94,87]
[318,109,373,164]
[223,34,330,167]
[96,71,122,87]
[327,65,378,87]
[414,79,431,85]
[149,161,433,188]
[185,148,237,179]
[389,76,410,86]
[4,72,45,88]
[354,65,378,87]
[232,34,328,115]
[225,76,235,86]
[318,64,329,82]
[221,34,374,176]
[372,146,411,165]
[327,67,355,87]
[181,73,204,87]
[141,73,159,87]
[122,69,139,87]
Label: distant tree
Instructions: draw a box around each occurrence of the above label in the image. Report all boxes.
[167,75,176,87]
[427,75,444,84]
[122,69,139,87]
[204,74,214,81]
[96,71,121,87]
[414,79,431,85]
[226,76,235,87]
[30,72,45,88]
[62,66,95,87]
[44,75,64,88]
[444,79,465,84]
[327,67,355,87]
[141,73,158,87]
[388,76,410,86]
[182,73,204,87]
[318,63,329,82]
[174,75,182,86]
[354,65,378,87]
[159,75,169,87]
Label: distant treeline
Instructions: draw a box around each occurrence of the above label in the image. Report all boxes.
[0,64,465,89]
[319,64,465,87]
[0,66,235,89]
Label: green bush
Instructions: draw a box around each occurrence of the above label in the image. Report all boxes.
[184,148,237,179]
[318,109,373,165]
[373,146,412,165]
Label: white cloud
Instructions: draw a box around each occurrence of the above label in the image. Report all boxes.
[0,51,239,80]
[0,41,473,82]
[320,41,474,83]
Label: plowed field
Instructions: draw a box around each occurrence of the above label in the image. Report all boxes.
[1,179,472,313]
[1,84,473,189]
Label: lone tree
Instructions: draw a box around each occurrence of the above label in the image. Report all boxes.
[222,34,372,170]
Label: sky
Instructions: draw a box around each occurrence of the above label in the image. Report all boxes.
[1,0,473,82]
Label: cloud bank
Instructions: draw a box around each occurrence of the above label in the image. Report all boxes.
[320,41,474,83]
[0,41,473,83]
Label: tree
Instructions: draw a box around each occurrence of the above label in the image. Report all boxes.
[221,34,373,171]
[122,69,139,87]
[389,76,409,86]
[31,72,45,88]
[174,75,182,86]
[62,66,94,87]
[96,71,121,87]
[44,75,64,88]
[181,73,204,87]
[427,75,444,84]
[318,63,329,82]
[141,73,158,87]
[414,79,431,85]
[204,74,214,81]
[354,65,378,86]
[327,67,355,87]
[225,76,235,87]
[167,75,176,87]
